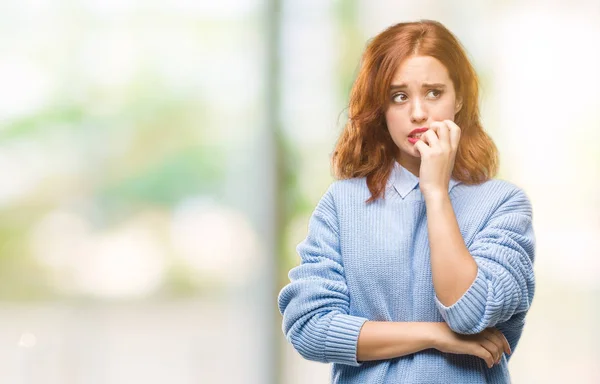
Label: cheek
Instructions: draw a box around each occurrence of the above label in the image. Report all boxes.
[431,101,458,121]
[384,109,405,131]
[384,111,407,147]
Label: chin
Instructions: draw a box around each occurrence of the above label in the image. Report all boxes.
[398,146,421,159]
[408,145,421,158]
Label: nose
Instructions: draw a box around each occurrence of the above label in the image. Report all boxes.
[410,98,427,124]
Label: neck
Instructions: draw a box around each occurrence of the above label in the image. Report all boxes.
[397,156,421,178]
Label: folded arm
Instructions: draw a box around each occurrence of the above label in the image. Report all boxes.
[278,188,369,366]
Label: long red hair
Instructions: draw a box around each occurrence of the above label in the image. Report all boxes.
[332,19,498,202]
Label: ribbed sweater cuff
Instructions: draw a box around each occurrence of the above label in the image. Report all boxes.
[324,314,368,366]
[434,267,489,334]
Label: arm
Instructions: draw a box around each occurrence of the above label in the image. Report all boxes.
[425,188,536,335]
[424,192,478,307]
[277,188,369,366]
[359,321,511,368]
[356,321,436,361]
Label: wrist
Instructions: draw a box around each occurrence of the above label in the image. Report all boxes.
[421,322,443,350]
[423,189,449,203]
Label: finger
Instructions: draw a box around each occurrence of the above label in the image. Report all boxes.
[434,121,451,150]
[480,337,500,363]
[427,122,443,140]
[421,129,440,147]
[480,338,501,364]
[443,119,461,150]
[472,345,494,369]
[414,140,430,156]
[491,328,511,355]
[482,332,504,362]
[488,328,510,356]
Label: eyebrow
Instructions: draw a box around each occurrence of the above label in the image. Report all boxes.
[390,83,447,90]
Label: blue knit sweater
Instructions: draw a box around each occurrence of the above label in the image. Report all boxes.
[278,161,536,384]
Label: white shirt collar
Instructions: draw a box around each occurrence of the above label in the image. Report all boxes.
[390,161,461,199]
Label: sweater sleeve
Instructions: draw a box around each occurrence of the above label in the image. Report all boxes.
[434,188,536,335]
[277,188,368,366]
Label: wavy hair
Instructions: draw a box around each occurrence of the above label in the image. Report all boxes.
[332,19,499,202]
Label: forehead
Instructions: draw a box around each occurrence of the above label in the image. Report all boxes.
[391,55,451,84]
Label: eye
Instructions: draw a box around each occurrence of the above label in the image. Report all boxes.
[427,89,443,99]
[391,92,407,103]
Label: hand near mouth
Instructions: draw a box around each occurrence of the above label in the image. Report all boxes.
[413,120,461,199]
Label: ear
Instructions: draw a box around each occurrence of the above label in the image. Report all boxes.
[454,97,463,114]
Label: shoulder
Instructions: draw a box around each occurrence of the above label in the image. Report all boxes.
[456,178,533,216]
[305,178,368,233]
[324,177,371,203]
[461,178,529,199]
[311,177,372,218]
[462,177,520,194]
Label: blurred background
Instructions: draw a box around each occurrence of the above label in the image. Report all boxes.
[0,0,598,383]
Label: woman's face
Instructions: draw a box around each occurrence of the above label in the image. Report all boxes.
[384,55,461,160]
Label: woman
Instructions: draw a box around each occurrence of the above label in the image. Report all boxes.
[278,19,535,383]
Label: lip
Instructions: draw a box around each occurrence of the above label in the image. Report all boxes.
[409,127,429,136]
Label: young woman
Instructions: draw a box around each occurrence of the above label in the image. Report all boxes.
[278,20,535,383]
